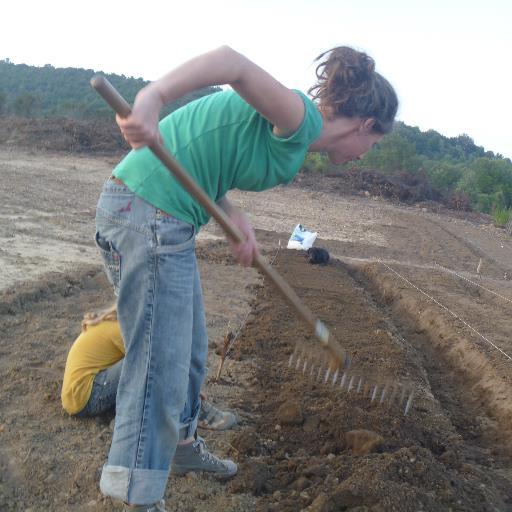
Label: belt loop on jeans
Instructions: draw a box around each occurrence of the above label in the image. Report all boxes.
[109,175,126,186]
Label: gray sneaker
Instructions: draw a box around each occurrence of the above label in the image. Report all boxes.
[198,400,237,430]
[123,499,167,511]
[171,436,237,479]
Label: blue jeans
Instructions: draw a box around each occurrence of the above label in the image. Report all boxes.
[74,360,202,435]
[95,179,208,505]
[75,360,123,417]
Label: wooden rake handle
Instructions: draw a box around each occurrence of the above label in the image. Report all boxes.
[90,76,346,365]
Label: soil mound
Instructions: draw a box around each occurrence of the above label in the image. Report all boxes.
[294,167,478,217]
[0,116,126,154]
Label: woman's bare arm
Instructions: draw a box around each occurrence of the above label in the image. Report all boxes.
[118,46,305,148]
[217,196,259,266]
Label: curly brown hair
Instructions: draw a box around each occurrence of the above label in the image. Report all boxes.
[308,46,398,134]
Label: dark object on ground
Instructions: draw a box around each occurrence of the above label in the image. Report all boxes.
[306,247,330,265]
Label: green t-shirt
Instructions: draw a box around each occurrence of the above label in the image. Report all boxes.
[113,89,323,230]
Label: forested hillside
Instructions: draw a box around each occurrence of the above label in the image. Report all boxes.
[352,123,512,221]
[0,59,220,119]
[305,123,512,222]
[1,59,511,224]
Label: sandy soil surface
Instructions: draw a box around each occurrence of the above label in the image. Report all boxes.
[1,147,512,511]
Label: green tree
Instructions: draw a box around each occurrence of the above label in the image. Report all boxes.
[0,91,6,115]
[471,158,512,194]
[457,157,512,212]
[358,133,422,173]
[426,161,464,190]
[0,60,220,121]
[12,93,40,117]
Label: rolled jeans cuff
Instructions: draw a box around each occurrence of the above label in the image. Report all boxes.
[100,464,168,505]
[178,401,200,440]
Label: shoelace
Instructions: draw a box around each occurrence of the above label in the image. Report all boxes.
[154,500,166,512]
[193,438,223,466]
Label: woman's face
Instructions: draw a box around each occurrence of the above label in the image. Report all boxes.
[326,128,383,165]
[315,114,384,165]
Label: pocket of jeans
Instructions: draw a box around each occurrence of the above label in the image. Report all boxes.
[94,231,121,295]
[155,215,195,253]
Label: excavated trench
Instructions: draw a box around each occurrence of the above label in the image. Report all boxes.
[229,248,512,512]
[356,263,512,454]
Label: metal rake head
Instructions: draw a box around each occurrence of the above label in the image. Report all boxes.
[288,346,415,416]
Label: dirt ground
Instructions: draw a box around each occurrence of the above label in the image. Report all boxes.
[1,145,512,511]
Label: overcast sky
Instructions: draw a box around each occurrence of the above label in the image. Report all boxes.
[2,0,511,158]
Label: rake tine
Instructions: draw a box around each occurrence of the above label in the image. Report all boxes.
[379,384,388,404]
[288,348,299,368]
[289,347,415,416]
[295,348,308,371]
[347,375,355,392]
[404,389,414,416]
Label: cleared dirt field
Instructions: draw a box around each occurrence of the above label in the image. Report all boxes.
[1,146,512,511]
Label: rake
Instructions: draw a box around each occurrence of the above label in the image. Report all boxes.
[90,76,415,415]
[288,346,414,415]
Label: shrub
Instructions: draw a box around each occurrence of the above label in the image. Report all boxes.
[303,153,330,173]
[493,208,512,227]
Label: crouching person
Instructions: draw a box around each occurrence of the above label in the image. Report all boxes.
[61,304,238,489]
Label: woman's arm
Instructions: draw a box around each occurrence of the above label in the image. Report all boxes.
[118,45,305,148]
[217,196,259,266]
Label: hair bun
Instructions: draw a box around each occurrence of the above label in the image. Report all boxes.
[308,45,398,134]
[327,47,375,98]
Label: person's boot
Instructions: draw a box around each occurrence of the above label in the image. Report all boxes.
[171,435,237,479]
[123,499,167,511]
[198,400,237,430]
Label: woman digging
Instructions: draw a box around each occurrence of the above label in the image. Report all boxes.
[94,45,398,511]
